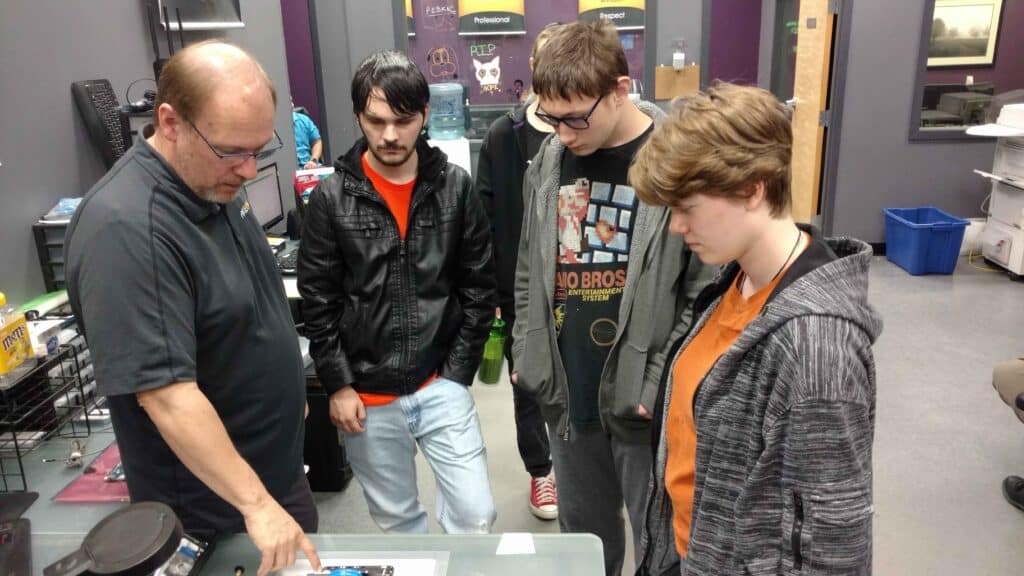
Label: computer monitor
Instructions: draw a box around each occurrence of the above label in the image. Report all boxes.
[158,0,244,31]
[922,82,995,110]
[245,163,284,231]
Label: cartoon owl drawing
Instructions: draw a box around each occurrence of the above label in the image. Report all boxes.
[473,56,501,94]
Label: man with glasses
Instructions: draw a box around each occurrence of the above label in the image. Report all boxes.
[511,21,710,576]
[66,41,320,576]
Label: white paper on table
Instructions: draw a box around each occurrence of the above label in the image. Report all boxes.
[495,532,535,555]
[279,557,438,576]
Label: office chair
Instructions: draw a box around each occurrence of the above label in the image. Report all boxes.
[71,79,131,169]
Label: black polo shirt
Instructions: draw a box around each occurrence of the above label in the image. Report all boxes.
[65,140,305,534]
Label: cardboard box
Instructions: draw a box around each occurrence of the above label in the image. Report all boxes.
[654,65,701,100]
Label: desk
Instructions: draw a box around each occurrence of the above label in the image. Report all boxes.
[32,532,604,575]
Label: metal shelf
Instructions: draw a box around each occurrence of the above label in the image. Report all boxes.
[0,346,92,492]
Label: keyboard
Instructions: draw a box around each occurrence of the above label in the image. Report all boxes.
[276,246,298,274]
[70,79,130,169]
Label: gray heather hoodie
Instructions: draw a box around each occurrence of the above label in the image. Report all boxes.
[639,229,883,576]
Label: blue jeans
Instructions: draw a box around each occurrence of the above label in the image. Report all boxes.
[343,377,496,533]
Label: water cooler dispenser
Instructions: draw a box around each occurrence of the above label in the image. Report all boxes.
[427,83,465,140]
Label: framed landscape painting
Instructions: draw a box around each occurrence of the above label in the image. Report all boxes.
[928,0,1004,67]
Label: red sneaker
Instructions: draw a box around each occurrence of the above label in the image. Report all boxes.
[529,472,558,520]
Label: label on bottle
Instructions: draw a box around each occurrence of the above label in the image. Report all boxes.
[0,315,33,375]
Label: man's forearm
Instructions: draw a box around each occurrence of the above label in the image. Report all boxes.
[138,381,273,517]
[311,140,323,162]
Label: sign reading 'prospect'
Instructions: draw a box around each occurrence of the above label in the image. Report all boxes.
[458,0,526,35]
[578,0,646,31]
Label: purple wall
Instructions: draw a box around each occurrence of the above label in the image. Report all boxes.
[280,0,321,126]
[707,0,762,85]
[925,0,1024,93]
[280,0,652,111]
[407,0,646,104]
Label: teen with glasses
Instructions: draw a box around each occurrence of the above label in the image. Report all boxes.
[510,20,712,576]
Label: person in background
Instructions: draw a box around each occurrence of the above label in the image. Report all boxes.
[511,20,711,576]
[297,50,497,534]
[632,83,882,575]
[293,99,322,169]
[993,358,1024,512]
[65,41,320,576]
[475,23,561,522]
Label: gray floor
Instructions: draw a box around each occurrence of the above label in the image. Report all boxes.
[313,256,1024,575]
[870,257,1024,575]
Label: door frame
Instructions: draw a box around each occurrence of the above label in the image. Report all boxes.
[700,0,853,233]
[817,0,853,234]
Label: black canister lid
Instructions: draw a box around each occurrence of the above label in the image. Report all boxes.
[44,501,183,576]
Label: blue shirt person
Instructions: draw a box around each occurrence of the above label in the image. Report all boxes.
[293,108,322,169]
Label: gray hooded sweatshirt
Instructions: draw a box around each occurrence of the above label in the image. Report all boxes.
[639,229,883,576]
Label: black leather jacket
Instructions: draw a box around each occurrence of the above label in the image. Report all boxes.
[297,137,496,397]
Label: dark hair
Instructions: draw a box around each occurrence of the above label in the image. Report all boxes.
[351,50,429,116]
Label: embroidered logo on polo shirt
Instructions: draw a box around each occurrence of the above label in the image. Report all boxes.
[240,201,251,219]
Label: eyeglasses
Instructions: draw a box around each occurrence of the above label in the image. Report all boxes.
[187,119,283,162]
[535,94,605,130]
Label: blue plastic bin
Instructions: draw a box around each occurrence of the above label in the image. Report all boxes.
[883,207,968,275]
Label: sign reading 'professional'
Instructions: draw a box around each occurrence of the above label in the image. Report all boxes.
[458,0,526,36]
[578,0,646,31]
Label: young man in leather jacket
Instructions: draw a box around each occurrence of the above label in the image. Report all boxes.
[297,50,497,534]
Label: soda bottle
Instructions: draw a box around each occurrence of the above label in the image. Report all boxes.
[477,310,507,385]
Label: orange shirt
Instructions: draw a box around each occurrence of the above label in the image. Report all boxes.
[362,152,415,240]
[358,375,437,407]
[357,153,431,406]
[664,260,792,557]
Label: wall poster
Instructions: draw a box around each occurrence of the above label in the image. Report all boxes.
[458,0,527,35]
[578,0,645,31]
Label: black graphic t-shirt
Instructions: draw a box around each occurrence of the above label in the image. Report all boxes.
[555,126,652,425]
[524,119,550,164]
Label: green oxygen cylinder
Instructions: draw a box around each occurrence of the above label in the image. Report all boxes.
[477,309,507,384]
